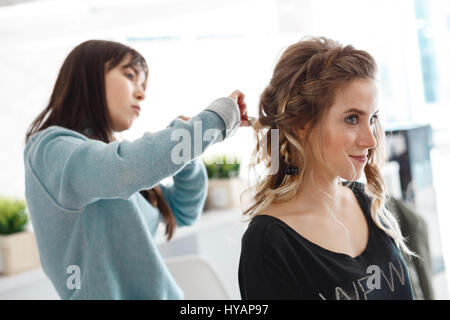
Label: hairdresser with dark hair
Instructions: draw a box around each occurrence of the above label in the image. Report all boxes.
[24,40,249,299]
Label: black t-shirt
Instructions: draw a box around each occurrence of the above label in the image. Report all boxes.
[238,182,414,300]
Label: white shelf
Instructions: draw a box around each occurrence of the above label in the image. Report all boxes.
[155,207,245,244]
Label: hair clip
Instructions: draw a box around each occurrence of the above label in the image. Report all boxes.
[285,165,299,175]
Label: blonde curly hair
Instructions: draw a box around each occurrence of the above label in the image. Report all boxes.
[243,36,416,257]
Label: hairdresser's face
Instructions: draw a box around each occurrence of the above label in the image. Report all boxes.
[105,54,146,132]
[307,79,378,181]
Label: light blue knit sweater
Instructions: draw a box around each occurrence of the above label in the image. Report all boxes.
[23,97,240,299]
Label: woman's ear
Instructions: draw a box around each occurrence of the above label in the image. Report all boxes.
[294,124,310,141]
[104,59,114,73]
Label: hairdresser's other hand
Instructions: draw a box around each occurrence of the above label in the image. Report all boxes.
[229,90,250,127]
[177,115,190,121]
[165,115,190,128]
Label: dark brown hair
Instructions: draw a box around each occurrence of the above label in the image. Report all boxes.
[25,40,177,240]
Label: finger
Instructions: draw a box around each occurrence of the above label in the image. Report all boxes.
[240,104,248,118]
[237,93,245,105]
[240,120,250,127]
[247,117,256,126]
[239,102,247,111]
[230,93,238,103]
[231,90,244,101]
[241,109,248,120]
[177,115,190,121]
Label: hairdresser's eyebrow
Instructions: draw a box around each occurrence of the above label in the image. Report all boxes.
[121,65,138,75]
[343,108,379,116]
[121,65,147,89]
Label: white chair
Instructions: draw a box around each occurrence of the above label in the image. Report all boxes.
[164,254,231,300]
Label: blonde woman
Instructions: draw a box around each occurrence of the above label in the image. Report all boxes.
[239,37,416,300]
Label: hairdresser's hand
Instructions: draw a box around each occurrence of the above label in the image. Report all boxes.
[229,90,250,127]
[177,115,190,121]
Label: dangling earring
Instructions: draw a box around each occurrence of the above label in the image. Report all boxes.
[285,164,298,175]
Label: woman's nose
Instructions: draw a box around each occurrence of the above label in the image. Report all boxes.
[359,124,377,149]
[134,86,146,101]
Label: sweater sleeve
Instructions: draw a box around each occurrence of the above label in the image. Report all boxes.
[159,160,208,227]
[24,97,239,211]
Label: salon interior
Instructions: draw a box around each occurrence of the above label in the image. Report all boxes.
[0,0,449,300]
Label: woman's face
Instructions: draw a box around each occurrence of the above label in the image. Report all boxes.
[105,54,146,132]
[306,79,378,181]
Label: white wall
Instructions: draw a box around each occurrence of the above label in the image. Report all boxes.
[0,0,432,200]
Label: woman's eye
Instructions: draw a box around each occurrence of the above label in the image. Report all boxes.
[370,115,378,125]
[125,72,134,80]
[345,115,358,125]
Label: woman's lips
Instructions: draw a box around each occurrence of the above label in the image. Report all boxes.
[349,155,367,163]
[132,105,141,114]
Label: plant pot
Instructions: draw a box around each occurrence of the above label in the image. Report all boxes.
[205,177,247,210]
[0,231,41,275]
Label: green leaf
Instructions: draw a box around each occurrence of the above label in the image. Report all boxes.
[0,197,28,235]
[202,154,241,179]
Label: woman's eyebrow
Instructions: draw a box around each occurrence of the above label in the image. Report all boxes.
[343,108,379,116]
[121,65,138,75]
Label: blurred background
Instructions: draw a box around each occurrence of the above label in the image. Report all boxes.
[0,0,449,300]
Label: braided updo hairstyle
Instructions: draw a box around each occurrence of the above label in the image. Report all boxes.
[243,37,416,257]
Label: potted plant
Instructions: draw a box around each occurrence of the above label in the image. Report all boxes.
[0,197,40,275]
[203,155,246,210]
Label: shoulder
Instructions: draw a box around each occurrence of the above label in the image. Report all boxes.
[25,126,90,154]
[26,125,87,150]
[240,215,300,278]
[24,126,91,169]
[342,180,365,194]
[242,215,294,251]
[36,125,87,141]
[343,180,372,203]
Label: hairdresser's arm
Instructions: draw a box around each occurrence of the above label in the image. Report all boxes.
[156,114,208,227]
[24,97,240,210]
[158,160,207,227]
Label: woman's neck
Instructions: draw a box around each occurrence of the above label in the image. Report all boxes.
[292,171,345,218]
